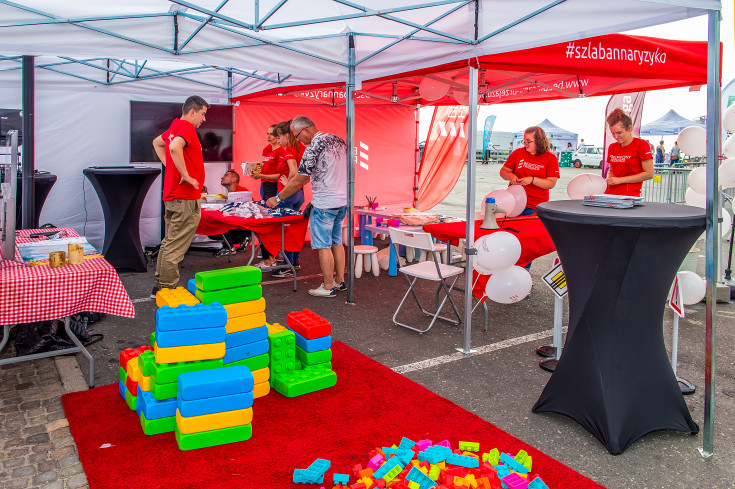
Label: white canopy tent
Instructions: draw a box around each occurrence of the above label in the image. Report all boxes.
[0,0,724,456]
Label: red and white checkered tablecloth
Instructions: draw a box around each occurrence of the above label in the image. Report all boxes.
[0,228,135,324]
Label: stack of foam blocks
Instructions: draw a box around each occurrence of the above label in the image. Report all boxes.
[271,309,337,397]
[118,346,152,412]
[175,365,255,450]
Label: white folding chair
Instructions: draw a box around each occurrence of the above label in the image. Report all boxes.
[388,228,464,333]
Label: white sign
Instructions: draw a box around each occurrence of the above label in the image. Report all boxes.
[542,262,567,298]
[669,275,685,318]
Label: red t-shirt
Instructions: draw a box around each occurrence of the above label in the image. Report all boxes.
[605,138,653,197]
[161,118,204,201]
[503,148,560,209]
[276,145,301,191]
[261,145,283,182]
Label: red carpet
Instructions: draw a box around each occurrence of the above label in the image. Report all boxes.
[62,341,604,489]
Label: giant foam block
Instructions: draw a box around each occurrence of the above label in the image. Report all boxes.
[154,341,225,365]
[177,391,254,417]
[155,287,199,308]
[154,325,227,348]
[150,358,223,385]
[286,309,331,339]
[175,423,252,451]
[136,386,177,420]
[225,325,269,349]
[268,330,297,385]
[195,266,262,291]
[175,407,253,434]
[295,346,332,366]
[178,365,254,401]
[223,297,266,319]
[290,329,332,353]
[195,285,262,305]
[156,303,227,332]
[226,312,267,334]
[222,339,269,365]
[273,364,337,398]
[140,412,176,435]
[224,353,269,372]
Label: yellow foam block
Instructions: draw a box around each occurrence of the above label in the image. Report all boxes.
[223,297,266,319]
[175,407,253,435]
[251,367,270,385]
[226,312,267,334]
[267,322,287,334]
[253,380,270,399]
[153,342,225,364]
[126,358,142,383]
[139,374,151,392]
[156,287,199,308]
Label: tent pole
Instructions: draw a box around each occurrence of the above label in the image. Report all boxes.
[346,34,356,304]
[21,55,35,229]
[414,104,421,207]
[700,8,721,460]
[460,66,479,354]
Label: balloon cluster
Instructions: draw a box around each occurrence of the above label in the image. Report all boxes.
[481,187,527,218]
[566,173,607,199]
[473,232,532,304]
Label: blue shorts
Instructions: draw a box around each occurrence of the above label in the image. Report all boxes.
[310,206,348,249]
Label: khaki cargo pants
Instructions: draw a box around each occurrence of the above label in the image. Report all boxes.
[154,199,201,289]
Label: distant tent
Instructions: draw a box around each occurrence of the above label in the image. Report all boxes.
[512,119,578,151]
[640,109,705,136]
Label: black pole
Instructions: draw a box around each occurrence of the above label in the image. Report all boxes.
[21,55,35,230]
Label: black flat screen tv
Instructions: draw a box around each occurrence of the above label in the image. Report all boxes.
[130,101,233,163]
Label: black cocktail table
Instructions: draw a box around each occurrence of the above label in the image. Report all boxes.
[83,166,160,271]
[532,200,704,455]
[15,171,57,229]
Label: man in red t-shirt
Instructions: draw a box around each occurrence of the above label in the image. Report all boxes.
[151,95,209,298]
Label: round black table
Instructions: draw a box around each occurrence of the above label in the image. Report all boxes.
[83,166,160,271]
[14,172,57,229]
[532,200,704,455]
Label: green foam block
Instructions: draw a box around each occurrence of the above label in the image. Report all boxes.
[149,332,155,347]
[195,285,263,305]
[119,366,127,383]
[273,365,337,398]
[175,423,252,451]
[195,266,262,292]
[124,390,137,411]
[138,350,156,376]
[295,346,332,366]
[225,353,269,372]
[149,380,177,401]
[151,358,224,385]
[140,412,176,435]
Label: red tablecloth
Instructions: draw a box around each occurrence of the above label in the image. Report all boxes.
[423,216,556,299]
[197,210,309,255]
[0,228,135,324]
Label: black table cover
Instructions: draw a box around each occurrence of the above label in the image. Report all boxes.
[532,200,704,455]
[15,172,57,229]
[83,166,160,271]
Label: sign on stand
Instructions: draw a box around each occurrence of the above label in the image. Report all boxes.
[542,261,567,298]
[669,275,684,318]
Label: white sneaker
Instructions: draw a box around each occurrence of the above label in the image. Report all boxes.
[253,261,271,269]
[308,284,336,297]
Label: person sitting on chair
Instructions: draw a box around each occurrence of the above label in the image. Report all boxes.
[208,170,252,253]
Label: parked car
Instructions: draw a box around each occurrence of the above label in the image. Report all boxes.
[571,146,604,169]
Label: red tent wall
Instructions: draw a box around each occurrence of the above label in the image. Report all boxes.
[232,103,416,208]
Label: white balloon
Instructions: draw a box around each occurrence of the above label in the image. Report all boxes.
[419,78,449,101]
[484,266,533,304]
[723,134,735,159]
[684,187,706,208]
[718,158,735,189]
[476,231,522,273]
[566,173,608,200]
[722,208,732,239]
[723,102,735,133]
[677,271,705,305]
[505,185,528,217]
[452,90,470,106]
[687,167,707,194]
[677,126,707,157]
[480,189,516,218]
[473,260,493,275]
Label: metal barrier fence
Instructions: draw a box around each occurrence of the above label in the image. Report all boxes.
[642,162,707,204]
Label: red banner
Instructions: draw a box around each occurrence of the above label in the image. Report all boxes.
[602,92,646,177]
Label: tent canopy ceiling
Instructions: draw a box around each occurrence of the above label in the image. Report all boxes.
[640,109,706,136]
[0,1,719,96]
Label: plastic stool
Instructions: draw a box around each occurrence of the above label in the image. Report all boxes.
[354,245,379,278]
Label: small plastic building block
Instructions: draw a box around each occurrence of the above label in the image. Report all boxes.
[286,309,332,339]
[382,465,402,482]
[177,390,254,417]
[195,266,262,291]
[268,330,297,386]
[156,303,227,332]
[445,454,479,468]
[295,345,332,366]
[225,324,269,348]
[501,472,528,489]
[373,457,403,480]
[252,380,271,399]
[155,287,199,308]
[195,284,262,305]
[515,450,532,473]
[225,352,269,372]
[418,445,452,464]
[290,329,332,353]
[150,358,224,385]
[406,466,437,488]
[139,411,176,435]
[226,312,267,334]
[499,453,528,475]
[174,423,252,451]
[527,477,549,489]
[333,474,350,485]
[178,365,254,401]
[273,365,337,398]
[155,325,227,348]
[416,439,433,451]
[175,406,253,434]
[136,386,177,420]
[308,459,331,476]
[458,441,479,452]
[368,454,384,470]
[222,338,270,365]
[154,341,225,365]
[482,448,499,466]
[223,297,266,319]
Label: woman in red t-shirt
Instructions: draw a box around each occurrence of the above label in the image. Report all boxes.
[251,124,283,268]
[604,108,654,197]
[500,126,560,216]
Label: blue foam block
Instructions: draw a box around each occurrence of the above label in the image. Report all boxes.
[155,325,227,347]
[118,380,126,400]
[187,279,198,296]
[178,365,254,401]
[290,329,332,353]
[156,303,227,332]
[225,325,269,349]
[222,339,269,365]
[177,390,254,417]
[137,386,177,420]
